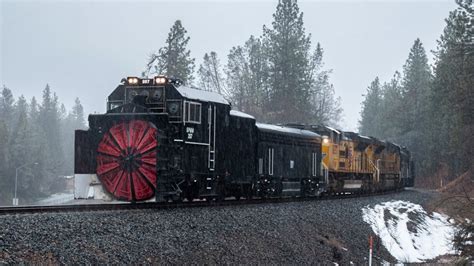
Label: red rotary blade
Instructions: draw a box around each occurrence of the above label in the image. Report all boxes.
[96,120,158,201]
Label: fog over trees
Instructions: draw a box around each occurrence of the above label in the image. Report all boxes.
[0,85,85,204]
[359,0,473,184]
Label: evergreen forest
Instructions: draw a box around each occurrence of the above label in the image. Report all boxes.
[358,1,473,186]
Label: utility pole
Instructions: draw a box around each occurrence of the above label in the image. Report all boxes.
[13,162,38,206]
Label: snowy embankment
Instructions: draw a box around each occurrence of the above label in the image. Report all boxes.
[362,200,458,263]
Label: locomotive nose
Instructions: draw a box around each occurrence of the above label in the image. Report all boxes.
[96,120,158,202]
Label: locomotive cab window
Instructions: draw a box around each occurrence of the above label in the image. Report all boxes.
[148,87,164,103]
[184,101,201,124]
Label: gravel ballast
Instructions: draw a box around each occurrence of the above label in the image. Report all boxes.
[0,189,435,264]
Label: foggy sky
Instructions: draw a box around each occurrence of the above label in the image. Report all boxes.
[1,0,455,131]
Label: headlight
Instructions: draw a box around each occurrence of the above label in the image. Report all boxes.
[127,77,139,85]
[322,136,329,144]
[155,76,167,84]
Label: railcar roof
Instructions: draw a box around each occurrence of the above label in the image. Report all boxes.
[176,85,229,105]
[256,123,321,139]
[324,125,341,134]
[230,110,255,119]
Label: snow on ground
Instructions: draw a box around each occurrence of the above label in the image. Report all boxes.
[36,193,74,205]
[362,200,458,263]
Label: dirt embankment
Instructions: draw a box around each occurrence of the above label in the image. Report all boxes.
[430,170,473,221]
[427,170,473,263]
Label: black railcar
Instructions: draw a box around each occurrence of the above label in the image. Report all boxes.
[254,123,322,197]
[76,77,235,202]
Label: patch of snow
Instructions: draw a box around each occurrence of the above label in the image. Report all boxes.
[176,85,228,104]
[230,110,255,119]
[325,125,341,134]
[362,200,458,263]
[36,193,74,205]
[256,123,321,138]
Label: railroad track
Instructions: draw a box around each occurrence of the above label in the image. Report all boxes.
[0,188,404,216]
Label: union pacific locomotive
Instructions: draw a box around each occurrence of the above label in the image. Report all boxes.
[74,76,414,202]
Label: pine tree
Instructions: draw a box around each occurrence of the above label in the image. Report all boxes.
[263,0,313,123]
[0,86,15,131]
[430,0,474,175]
[28,96,48,194]
[379,71,404,140]
[227,46,249,111]
[246,36,270,118]
[0,118,10,203]
[29,97,39,122]
[0,119,8,166]
[359,77,383,137]
[0,86,13,131]
[309,43,342,126]
[396,39,433,175]
[144,20,195,83]
[198,52,226,95]
[400,39,432,134]
[39,84,64,182]
[10,95,35,200]
[71,97,86,129]
[226,35,269,120]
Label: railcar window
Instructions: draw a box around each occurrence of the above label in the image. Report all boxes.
[258,158,263,174]
[184,101,201,123]
[339,150,346,157]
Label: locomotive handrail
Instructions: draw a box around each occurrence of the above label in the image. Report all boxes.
[321,162,329,184]
[368,160,380,183]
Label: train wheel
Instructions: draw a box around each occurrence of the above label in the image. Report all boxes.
[96,120,158,201]
[186,194,194,202]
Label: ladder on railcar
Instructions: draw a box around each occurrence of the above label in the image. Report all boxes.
[208,105,216,171]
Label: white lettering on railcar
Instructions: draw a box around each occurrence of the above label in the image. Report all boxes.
[186,127,194,139]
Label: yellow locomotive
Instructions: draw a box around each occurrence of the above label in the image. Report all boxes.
[287,125,411,193]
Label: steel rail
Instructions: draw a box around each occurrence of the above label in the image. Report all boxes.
[0,188,404,216]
